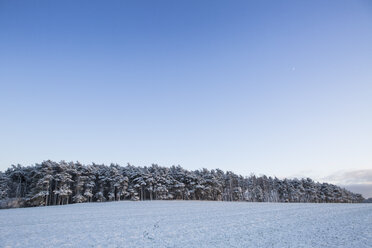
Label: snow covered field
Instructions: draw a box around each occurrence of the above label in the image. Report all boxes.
[0,201,371,248]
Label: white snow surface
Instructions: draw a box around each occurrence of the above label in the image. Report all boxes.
[0,201,371,248]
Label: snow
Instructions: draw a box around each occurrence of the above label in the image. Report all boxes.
[0,201,371,248]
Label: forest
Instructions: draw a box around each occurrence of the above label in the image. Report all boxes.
[0,160,364,208]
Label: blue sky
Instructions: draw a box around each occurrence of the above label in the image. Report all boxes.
[0,0,371,194]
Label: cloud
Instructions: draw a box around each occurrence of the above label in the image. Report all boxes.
[341,184,372,199]
[323,169,372,185]
[322,169,372,198]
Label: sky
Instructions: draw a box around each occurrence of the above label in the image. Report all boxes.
[0,0,371,197]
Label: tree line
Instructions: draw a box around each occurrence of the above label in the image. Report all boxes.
[0,160,364,208]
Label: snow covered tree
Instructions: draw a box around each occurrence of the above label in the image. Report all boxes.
[0,160,365,208]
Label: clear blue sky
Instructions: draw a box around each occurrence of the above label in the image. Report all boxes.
[0,1,371,185]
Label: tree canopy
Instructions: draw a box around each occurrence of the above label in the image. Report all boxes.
[0,160,364,208]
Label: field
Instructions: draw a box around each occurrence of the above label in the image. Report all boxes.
[0,201,371,248]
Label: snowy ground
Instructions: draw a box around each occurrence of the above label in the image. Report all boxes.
[0,201,371,248]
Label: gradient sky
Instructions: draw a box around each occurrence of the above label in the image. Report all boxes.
[0,1,371,195]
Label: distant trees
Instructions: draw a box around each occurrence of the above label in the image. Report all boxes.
[0,160,364,208]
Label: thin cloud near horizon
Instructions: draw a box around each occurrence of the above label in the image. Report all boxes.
[322,169,372,185]
[321,169,372,198]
